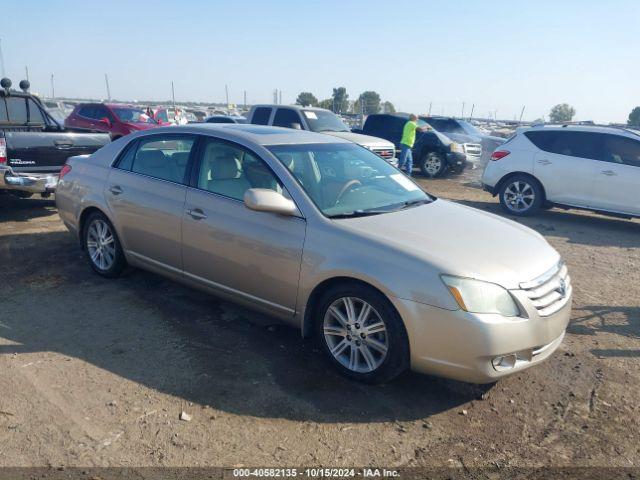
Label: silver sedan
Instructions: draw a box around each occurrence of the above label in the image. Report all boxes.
[56,124,572,383]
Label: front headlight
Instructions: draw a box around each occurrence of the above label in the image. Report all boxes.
[450,142,464,154]
[441,275,520,317]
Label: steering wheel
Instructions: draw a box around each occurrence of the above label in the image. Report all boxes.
[335,180,362,203]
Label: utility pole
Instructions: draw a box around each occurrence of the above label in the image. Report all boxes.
[519,105,526,123]
[461,102,465,119]
[243,90,247,109]
[225,84,229,106]
[51,74,55,98]
[273,89,278,104]
[278,90,282,105]
[469,103,475,120]
[0,38,5,78]
[104,73,111,101]
[428,101,432,116]
[25,66,29,81]
[171,81,176,113]
[494,109,498,121]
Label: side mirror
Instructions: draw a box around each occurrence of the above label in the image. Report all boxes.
[289,122,302,130]
[244,188,298,216]
[99,117,111,127]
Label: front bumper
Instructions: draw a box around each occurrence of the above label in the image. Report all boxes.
[446,152,471,173]
[393,295,572,383]
[0,166,58,194]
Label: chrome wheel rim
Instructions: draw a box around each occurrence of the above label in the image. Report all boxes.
[425,155,442,176]
[87,219,116,270]
[504,181,535,212]
[323,296,388,374]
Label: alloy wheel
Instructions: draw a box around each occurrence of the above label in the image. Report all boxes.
[86,219,116,271]
[424,155,443,176]
[503,180,536,213]
[323,296,388,373]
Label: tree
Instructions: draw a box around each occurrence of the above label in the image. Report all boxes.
[331,87,349,113]
[354,91,382,115]
[317,98,333,110]
[628,107,640,127]
[549,103,576,123]
[295,92,318,107]
[382,101,396,114]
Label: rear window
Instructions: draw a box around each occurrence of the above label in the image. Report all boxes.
[525,130,602,160]
[252,107,272,125]
[602,134,640,167]
[0,99,7,122]
[0,97,45,124]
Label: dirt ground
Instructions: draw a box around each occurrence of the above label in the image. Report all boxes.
[0,177,638,470]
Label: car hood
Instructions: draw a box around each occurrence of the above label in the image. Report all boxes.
[322,131,395,149]
[340,199,560,289]
[125,122,159,131]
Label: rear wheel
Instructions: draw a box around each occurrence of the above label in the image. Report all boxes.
[82,211,126,277]
[499,174,543,216]
[420,152,446,178]
[315,283,409,384]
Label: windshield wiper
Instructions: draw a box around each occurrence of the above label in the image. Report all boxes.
[328,210,387,219]
[399,199,432,210]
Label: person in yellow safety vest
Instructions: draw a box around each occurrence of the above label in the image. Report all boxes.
[398,114,430,176]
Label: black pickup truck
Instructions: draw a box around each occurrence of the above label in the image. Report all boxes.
[353,113,468,177]
[0,78,110,198]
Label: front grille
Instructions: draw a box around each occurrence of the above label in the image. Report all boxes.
[520,262,572,317]
[463,143,482,157]
[371,147,395,160]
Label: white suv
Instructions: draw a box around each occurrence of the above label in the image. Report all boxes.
[482,125,640,218]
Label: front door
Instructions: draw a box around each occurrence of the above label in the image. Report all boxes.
[591,133,640,215]
[181,136,306,317]
[105,134,197,274]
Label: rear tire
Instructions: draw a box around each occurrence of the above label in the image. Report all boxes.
[314,283,409,384]
[82,211,126,278]
[420,152,446,178]
[498,174,543,216]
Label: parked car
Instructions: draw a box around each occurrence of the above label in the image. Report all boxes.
[482,124,640,218]
[354,113,467,177]
[56,124,572,384]
[42,99,72,124]
[421,116,505,168]
[0,78,110,198]
[246,105,397,166]
[205,115,248,124]
[65,103,161,140]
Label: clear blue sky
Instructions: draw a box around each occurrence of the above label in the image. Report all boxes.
[1,0,637,122]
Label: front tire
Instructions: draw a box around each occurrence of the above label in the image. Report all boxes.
[498,174,543,216]
[83,211,126,278]
[420,152,446,178]
[315,283,409,384]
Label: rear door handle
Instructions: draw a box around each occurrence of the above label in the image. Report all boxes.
[187,208,207,220]
[54,140,74,149]
[601,170,617,176]
[537,159,552,165]
[109,185,123,195]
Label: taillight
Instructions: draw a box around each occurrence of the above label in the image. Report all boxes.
[59,164,72,179]
[491,150,510,161]
[0,138,6,165]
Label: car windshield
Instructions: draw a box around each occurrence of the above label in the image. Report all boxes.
[113,107,157,124]
[303,110,350,133]
[458,120,483,136]
[268,143,432,218]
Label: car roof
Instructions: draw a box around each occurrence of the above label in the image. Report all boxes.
[251,104,331,113]
[523,124,640,139]
[133,123,351,145]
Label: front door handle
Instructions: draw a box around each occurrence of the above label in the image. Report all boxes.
[109,185,123,195]
[187,208,207,220]
[537,159,552,165]
[601,170,617,176]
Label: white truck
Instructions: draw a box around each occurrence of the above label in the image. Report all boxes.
[246,105,397,166]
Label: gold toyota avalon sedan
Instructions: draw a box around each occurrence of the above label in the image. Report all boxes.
[56,124,572,384]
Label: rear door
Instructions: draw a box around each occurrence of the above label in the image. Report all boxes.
[273,108,304,130]
[250,107,273,125]
[528,130,601,207]
[591,134,640,215]
[105,134,197,274]
[2,97,108,173]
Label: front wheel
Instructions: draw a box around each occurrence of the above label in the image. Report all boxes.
[83,211,127,277]
[315,283,409,384]
[420,152,446,178]
[499,175,543,216]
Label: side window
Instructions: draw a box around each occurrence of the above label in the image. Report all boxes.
[26,99,45,124]
[196,138,284,201]
[95,106,112,121]
[273,108,302,129]
[526,131,602,160]
[5,97,28,123]
[115,141,138,170]
[252,107,272,125]
[130,135,195,183]
[0,99,9,122]
[78,106,95,119]
[602,135,640,167]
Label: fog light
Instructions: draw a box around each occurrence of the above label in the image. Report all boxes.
[492,354,517,371]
